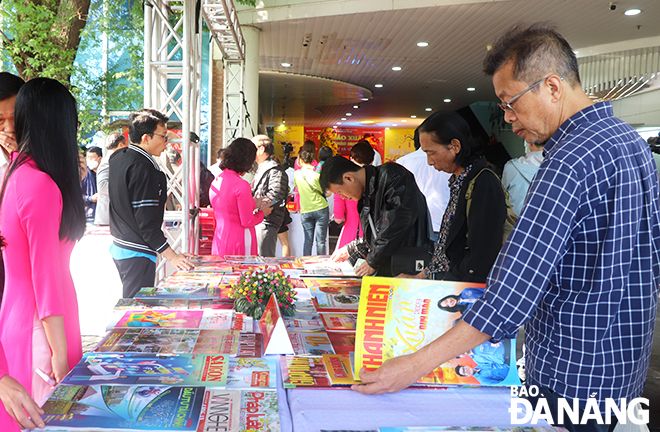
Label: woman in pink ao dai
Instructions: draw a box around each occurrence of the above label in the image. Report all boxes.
[0,78,86,404]
[210,138,272,255]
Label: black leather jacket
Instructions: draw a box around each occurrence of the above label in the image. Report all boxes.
[346,163,433,276]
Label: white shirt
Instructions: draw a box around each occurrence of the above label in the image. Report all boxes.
[397,148,451,232]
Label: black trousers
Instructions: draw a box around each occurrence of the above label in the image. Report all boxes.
[113,257,156,298]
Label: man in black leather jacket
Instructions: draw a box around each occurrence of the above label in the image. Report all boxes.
[320,156,433,277]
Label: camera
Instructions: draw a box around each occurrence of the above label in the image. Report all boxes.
[281,141,294,169]
[609,3,616,10]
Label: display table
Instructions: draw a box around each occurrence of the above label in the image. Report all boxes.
[277,381,545,432]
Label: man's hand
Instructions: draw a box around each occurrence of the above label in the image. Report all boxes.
[355,261,376,277]
[331,246,349,262]
[352,354,422,395]
[162,247,194,271]
[0,131,18,154]
[91,193,99,203]
[0,374,45,429]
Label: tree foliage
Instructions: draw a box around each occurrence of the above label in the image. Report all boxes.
[0,0,91,84]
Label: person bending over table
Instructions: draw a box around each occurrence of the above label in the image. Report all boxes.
[398,110,507,283]
[353,24,660,432]
[319,155,433,277]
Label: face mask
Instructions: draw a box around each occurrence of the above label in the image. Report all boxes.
[87,159,99,170]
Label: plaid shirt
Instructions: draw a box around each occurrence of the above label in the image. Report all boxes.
[462,101,660,410]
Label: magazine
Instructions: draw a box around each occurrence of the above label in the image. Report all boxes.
[280,356,333,388]
[61,353,230,387]
[310,286,361,312]
[235,333,263,358]
[113,298,190,310]
[288,329,336,356]
[320,312,358,332]
[94,328,239,355]
[225,357,277,389]
[354,277,520,387]
[135,286,221,300]
[109,310,234,330]
[39,385,279,431]
[327,332,356,354]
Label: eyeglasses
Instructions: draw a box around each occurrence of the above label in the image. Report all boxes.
[498,76,552,112]
[152,132,169,142]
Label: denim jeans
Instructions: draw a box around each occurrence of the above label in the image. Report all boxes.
[301,207,329,255]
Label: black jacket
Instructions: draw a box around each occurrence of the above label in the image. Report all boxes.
[109,145,169,256]
[443,156,506,283]
[348,163,433,276]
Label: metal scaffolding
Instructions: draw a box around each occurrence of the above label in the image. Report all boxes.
[143,0,244,280]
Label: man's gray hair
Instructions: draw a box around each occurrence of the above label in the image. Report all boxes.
[483,23,581,88]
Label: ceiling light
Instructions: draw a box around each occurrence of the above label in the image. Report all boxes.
[346,113,352,116]
[375,84,383,88]
[444,99,451,103]
[392,66,402,71]
[282,120,286,123]
[625,8,641,15]
[361,98,369,101]
[393,124,398,126]
[281,62,291,67]
[385,127,390,130]
[353,105,359,109]
[341,118,347,121]
[411,115,417,118]
[333,125,337,128]
[401,120,407,123]
[425,108,432,111]
[337,122,342,125]
[417,42,429,47]
[362,121,374,124]
[467,87,476,91]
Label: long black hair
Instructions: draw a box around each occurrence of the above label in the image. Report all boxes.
[0,78,85,242]
[437,294,467,314]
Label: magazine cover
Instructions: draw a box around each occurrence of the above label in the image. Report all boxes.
[322,353,358,385]
[320,313,358,332]
[111,310,233,330]
[61,353,229,386]
[288,330,336,356]
[302,278,362,295]
[310,286,361,312]
[135,286,220,300]
[284,316,325,331]
[354,277,520,387]
[300,256,358,277]
[327,332,356,354]
[114,298,190,311]
[236,333,263,358]
[225,357,277,389]
[95,328,239,355]
[280,356,333,388]
[39,386,279,431]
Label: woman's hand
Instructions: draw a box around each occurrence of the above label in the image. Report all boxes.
[0,375,45,429]
[51,353,69,384]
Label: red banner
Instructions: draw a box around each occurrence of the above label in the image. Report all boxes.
[304,127,384,160]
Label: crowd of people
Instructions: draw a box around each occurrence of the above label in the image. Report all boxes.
[0,22,658,432]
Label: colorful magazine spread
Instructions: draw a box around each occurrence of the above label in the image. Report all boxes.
[310,286,361,312]
[61,353,230,386]
[39,385,279,431]
[354,277,520,387]
[110,310,234,330]
[320,312,358,332]
[95,328,239,355]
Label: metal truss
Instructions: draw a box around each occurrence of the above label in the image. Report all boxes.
[144,0,203,282]
[201,0,246,147]
[143,0,245,282]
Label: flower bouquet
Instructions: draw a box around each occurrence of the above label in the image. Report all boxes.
[229,267,297,319]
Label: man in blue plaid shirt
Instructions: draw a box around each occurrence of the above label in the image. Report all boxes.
[354,24,660,431]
